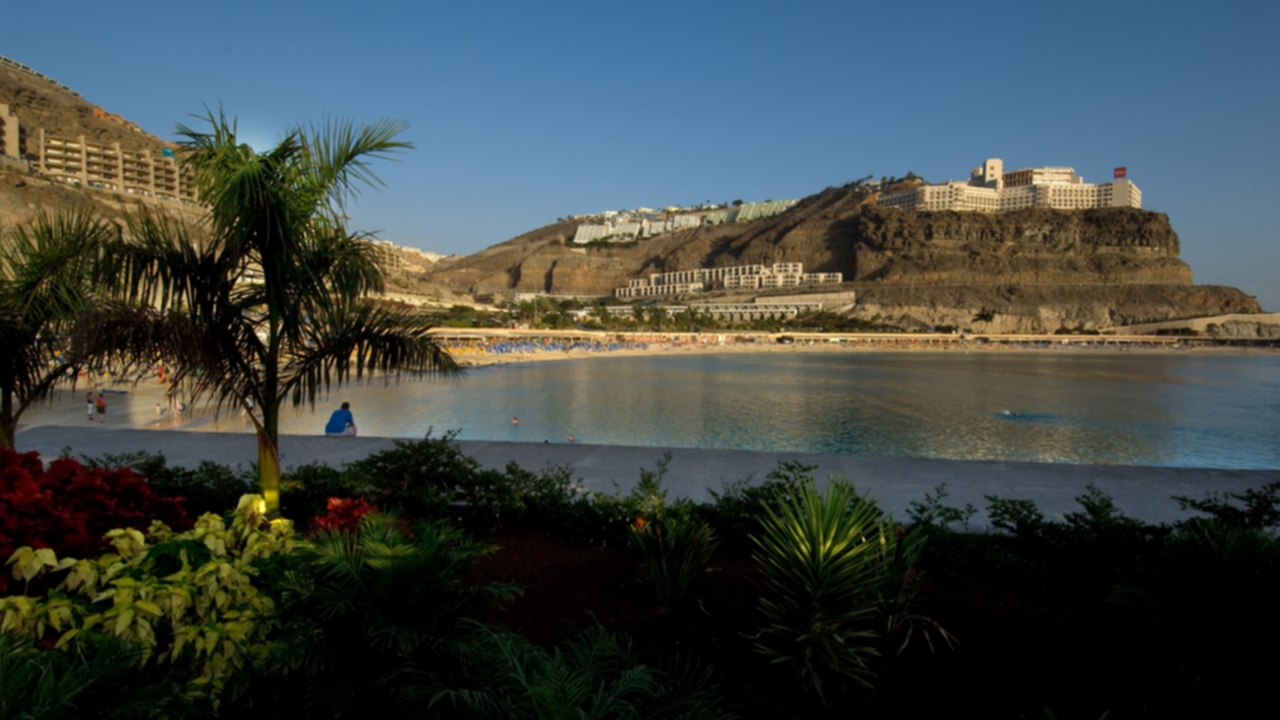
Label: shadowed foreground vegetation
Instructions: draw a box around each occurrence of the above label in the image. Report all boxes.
[2,436,1276,719]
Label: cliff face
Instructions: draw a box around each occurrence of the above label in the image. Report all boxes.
[423,185,1259,329]
[850,206,1191,286]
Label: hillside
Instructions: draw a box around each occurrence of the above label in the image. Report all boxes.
[424,185,1262,332]
[1,56,168,153]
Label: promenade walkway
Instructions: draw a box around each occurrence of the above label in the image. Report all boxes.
[14,425,1278,527]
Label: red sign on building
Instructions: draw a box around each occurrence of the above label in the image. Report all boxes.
[1114,167,1127,179]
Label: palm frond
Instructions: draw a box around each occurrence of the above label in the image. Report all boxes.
[279,296,460,411]
[299,116,413,211]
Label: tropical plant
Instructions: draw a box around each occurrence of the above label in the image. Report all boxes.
[0,632,189,720]
[0,495,294,704]
[433,624,729,720]
[0,449,190,595]
[627,515,719,605]
[263,512,520,718]
[749,479,892,702]
[0,210,117,450]
[78,110,460,513]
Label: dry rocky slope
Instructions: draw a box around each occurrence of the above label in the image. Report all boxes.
[426,185,1263,333]
[0,60,204,229]
[2,59,1265,333]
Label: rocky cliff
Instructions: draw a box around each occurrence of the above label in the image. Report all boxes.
[424,185,1261,331]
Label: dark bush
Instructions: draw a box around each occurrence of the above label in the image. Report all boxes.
[83,451,256,519]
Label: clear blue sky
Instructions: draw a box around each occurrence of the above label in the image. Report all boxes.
[4,0,1277,309]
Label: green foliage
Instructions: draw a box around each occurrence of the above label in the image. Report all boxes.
[279,461,361,523]
[434,624,729,720]
[0,210,118,450]
[77,110,460,513]
[980,485,1165,585]
[263,513,521,718]
[0,495,295,704]
[0,633,189,720]
[627,516,720,605]
[1172,481,1280,530]
[700,461,817,551]
[906,484,977,533]
[82,451,256,519]
[750,479,891,701]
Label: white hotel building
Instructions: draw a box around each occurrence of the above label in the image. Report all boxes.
[877,158,1141,213]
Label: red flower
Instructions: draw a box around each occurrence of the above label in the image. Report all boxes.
[0,449,191,596]
[311,497,379,534]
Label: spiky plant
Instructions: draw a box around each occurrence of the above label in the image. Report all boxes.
[750,479,890,702]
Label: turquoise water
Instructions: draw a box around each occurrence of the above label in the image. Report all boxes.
[24,352,1280,469]
[280,351,1280,469]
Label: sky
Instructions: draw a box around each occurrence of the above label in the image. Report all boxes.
[4,0,1277,309]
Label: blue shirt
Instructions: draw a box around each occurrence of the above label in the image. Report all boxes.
[325,408,354,434]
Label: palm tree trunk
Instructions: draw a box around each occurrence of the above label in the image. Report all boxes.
[1,388,14,451]
[260,319,282,515]
[256,425,281,515]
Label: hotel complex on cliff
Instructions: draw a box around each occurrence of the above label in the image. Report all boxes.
[877,158,1141,213]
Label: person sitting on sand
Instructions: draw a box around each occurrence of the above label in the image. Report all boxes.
[325,402,358,437]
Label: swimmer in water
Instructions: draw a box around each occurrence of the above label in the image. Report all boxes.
[512,416,519,424]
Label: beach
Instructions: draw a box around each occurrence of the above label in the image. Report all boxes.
[440,331,1275,369]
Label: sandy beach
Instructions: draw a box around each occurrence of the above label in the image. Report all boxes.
[442,332,1275,369]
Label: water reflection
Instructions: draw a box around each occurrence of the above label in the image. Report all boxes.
[20,353,1280,469]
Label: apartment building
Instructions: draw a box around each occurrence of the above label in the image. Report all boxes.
[0,104,20,158]
[32,130,195,202]
[615,262,842,298]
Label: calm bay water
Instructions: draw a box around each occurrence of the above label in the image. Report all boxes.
[24,352,1280,469]
[279,351,1279,469]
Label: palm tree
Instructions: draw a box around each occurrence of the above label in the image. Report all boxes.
[0,210,117,450]
[81,110,459,513]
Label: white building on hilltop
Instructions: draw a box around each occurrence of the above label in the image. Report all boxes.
[878,158,1141,213]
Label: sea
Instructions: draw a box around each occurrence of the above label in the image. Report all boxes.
[22,351,1280,470]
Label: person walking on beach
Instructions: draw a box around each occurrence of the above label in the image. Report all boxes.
[324,402,358,437]
[95,393,106,422]
[87,392,95,421]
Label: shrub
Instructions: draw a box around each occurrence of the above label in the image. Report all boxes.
[262,513,521,718]
[310,496,379,534]
[279,461,363,524]
[81,450,256,520]
[1172,481,1280,530]
[982,485,1165,584]
[701,460,818,551]
[434,624,730,720]
[627,515,719,605]
[750,478,893,701]
[0,495,294,704]
[0,632,190,720]
[0,449,190,595]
